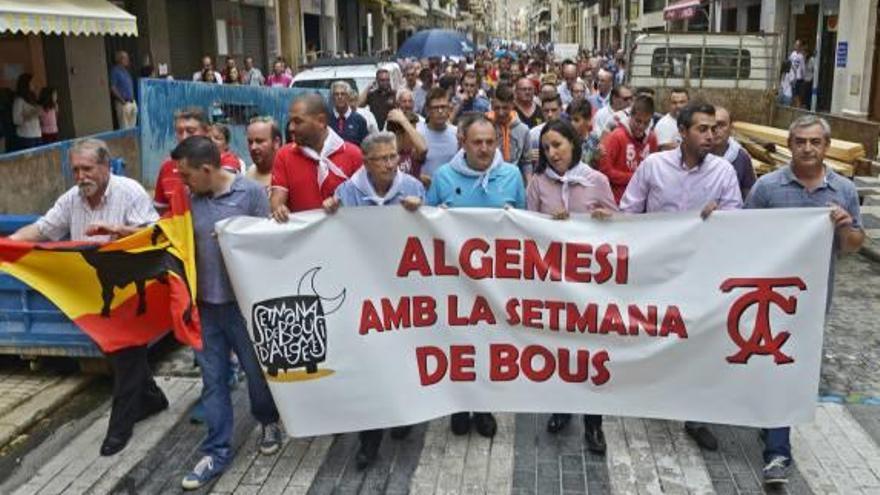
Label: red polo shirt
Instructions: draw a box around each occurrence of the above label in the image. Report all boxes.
[220,151,244,174]
[271,142,363,212]
[154,158,182,208]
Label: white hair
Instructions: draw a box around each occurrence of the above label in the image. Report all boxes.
[396,88,414,103]
[361,131,397,156]
[330,80,352,94]
[69,138,111,166]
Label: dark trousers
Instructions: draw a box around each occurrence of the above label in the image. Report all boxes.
[106,345,165,438]
[10,136,41,152]
[555,413,603,428]
[360,429,383,450]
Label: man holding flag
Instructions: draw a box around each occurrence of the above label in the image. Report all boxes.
[6,138,168,457]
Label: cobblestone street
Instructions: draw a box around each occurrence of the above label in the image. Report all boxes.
[0,254,876,494]
[822,253,880,402]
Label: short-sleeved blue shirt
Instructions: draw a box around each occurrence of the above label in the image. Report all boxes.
[192,175,270,304]
[745,165,861,229]
[335,173,426,206]
[426,160,526,209]
[110,65,135,102]
[745,164,862,309]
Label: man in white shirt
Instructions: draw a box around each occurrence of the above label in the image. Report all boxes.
[556,62,581,107]
[416,87,459,179]
[350,87,380,136]
[242,57,265,86]
[192,55,223,84]
[392,89,425,124]
[9,139,165,458]
[653,88,689,150]
[587,69,614,110]
[591,85,634,139]
[789,39,806,107]
[800,49,815,108]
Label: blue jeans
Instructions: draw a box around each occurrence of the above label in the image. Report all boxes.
[196,302,279,463]
[763,427,791,463]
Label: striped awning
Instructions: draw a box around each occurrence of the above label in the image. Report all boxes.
[0,0,138,37]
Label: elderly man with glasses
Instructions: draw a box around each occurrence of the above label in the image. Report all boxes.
[322,132,425,469]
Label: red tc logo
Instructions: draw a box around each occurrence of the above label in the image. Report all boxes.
[720,277,807,365]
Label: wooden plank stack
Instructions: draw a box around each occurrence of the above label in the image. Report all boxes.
[731,121,866,178]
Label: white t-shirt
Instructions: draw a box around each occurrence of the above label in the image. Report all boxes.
[528,123,546,151]
[192,70,224,84]
[654,113,680,147]
[356,107,380,135]
[780,72,794,99]
[417,121,459,178]
[789,51,805,80]
[592,105,616,137]
[12,97,42,138]
[804,56,815,82]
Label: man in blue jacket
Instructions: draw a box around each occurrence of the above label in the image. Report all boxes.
[426,114,526,438]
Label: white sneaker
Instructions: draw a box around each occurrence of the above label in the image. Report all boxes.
[181,455,224,490]
[762,455,790,485]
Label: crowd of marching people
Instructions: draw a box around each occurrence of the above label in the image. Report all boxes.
[7,46,865,490]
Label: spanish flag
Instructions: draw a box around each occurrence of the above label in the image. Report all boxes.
[0,185,201,352]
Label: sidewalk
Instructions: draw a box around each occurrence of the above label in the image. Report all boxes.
[0,369,92,450]
[3,386,880,494]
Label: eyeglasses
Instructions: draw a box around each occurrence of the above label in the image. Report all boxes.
[367,153,399,164]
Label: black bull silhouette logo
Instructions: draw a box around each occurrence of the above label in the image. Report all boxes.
[38,227,194,323]
[251,268,346,376]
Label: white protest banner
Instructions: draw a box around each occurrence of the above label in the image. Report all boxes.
[216,207,833,437]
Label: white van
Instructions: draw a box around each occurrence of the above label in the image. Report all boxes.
[291,57,403,94]
[629,32,779,91]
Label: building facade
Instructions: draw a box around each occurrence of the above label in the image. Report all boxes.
[551,0,880,121]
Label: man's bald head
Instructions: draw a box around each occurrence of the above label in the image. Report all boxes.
[597,69,613,94]
[562,63,578,85]
[289,94,329,149]
[292,93,329,120]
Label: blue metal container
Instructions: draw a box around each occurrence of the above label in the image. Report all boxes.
[0,215,102,358]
